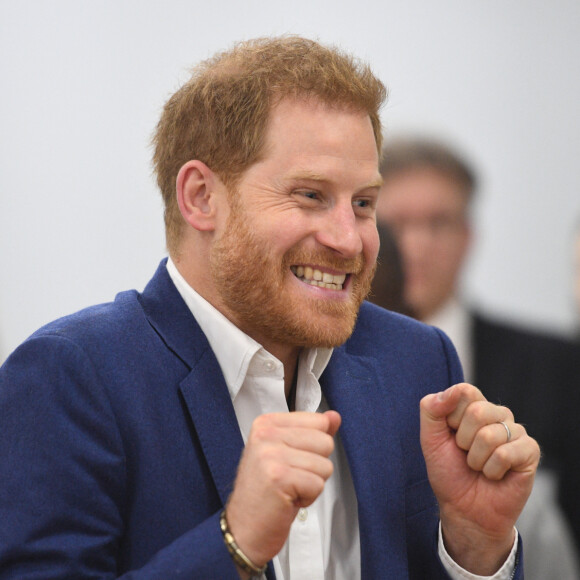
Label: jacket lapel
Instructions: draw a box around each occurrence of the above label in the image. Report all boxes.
[321,346,409,579]
[139,260,244,505]
[179,353,244,504]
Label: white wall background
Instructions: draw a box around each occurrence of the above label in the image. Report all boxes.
[1,0,579,362]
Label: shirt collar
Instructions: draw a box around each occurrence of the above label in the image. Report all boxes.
[166,257,333,400]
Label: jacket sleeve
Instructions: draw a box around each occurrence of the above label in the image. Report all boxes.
[0,334,241,579]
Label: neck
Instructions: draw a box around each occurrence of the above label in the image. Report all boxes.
[269,345,301,399]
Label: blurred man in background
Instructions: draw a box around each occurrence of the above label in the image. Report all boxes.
[373,136,580,579]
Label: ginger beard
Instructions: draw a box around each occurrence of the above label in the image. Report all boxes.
[210,201,376,349]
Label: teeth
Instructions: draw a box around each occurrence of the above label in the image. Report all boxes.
[291,266,347,290]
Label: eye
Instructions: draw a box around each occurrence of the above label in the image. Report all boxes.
[352,197,376,216]
[292,189,323,206]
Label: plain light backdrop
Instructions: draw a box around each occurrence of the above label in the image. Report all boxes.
[1,0,579,362]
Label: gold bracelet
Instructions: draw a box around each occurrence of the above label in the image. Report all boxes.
[220,510,267,576]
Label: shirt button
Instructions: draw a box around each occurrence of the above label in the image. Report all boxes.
[264,360,276,372]
[297,508,308,522]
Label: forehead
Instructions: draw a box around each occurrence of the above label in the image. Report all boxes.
[262,98,379,166]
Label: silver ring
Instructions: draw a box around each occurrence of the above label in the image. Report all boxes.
[498,421,511,443]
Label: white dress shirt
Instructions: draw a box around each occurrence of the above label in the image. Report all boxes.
[166,259,516,579]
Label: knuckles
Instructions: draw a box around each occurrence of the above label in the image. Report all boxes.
[477,423,502,447]
[464,400,490,424]
[263,458,292,486]
[251,423,279,444]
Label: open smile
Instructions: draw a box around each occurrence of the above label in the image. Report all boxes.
[290,266,348,290]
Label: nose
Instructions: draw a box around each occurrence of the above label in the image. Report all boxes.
[314,202,363,258]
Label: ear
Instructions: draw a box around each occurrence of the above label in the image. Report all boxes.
[176,160,221,232]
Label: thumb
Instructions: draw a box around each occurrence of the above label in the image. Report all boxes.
[323,410,342,438]
[420,385,462,445]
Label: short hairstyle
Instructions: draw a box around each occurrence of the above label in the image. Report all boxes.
[152,35,387,253]
[379,137,477,200]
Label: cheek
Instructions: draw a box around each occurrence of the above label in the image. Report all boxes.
[444,237,469,270]
[363,228,380,265]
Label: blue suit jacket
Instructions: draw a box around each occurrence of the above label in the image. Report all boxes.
[0,261,523,579]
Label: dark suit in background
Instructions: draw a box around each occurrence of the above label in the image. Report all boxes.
[473,312,579,467]
[472,312,580,547]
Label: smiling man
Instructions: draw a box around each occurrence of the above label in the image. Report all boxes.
[0,37,539,579]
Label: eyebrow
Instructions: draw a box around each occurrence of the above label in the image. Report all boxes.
[286,170,384,190]
[366,176,384,189]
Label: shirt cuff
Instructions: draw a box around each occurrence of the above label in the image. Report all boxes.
[438,522,518,580]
